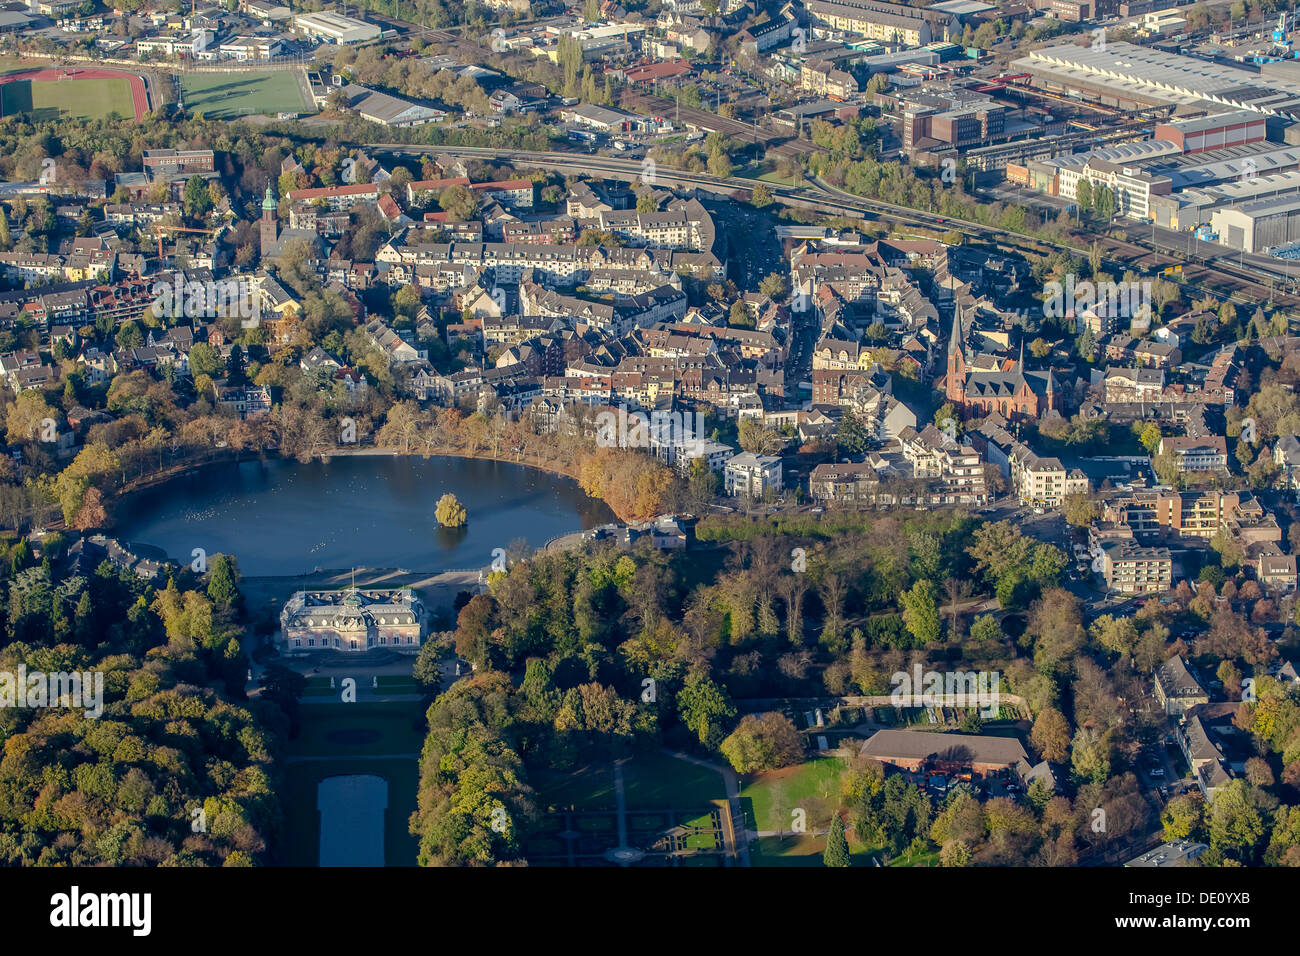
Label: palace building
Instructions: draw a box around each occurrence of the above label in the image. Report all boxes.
[280,587,426,655]
[943,306,1060,420]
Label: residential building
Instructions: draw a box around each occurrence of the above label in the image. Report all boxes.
[1158,435,1229,474]
[1100,540,1173,594]
[1154,655,1209,716]
[724,453,783,497]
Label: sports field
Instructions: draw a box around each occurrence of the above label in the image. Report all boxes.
[0,76,135,122]
[180,71,310,119]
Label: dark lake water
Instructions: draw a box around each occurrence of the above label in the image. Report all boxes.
[116,455,616,576]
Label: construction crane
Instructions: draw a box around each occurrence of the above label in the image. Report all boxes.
[151,223,217,260]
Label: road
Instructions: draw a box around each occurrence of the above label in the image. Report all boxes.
[365,142,1300,310]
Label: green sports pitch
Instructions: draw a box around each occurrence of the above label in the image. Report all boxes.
[0,78,134,122]
[179,71,310,119]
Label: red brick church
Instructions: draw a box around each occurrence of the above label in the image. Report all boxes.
[943,307,1060,420]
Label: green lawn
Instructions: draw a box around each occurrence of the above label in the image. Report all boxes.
[289,700,426,757]
[621,752,727,809]
[0,77,133,121]
[533,753,728,813]
[180,71,309,118]
[534,763,618,811]
[740,756,846,833]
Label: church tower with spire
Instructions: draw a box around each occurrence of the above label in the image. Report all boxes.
[260,183,278,257]
[945,304,967,406]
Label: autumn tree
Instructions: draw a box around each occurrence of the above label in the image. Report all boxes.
[1031,707,1071,763]
[435,492,468,528]
[720,712,803,773]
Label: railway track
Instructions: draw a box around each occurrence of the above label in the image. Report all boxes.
[620,91,819,160]
[1098,235,1296,308]
[368,143,1297,309]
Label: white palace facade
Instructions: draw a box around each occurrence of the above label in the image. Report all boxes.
[280,587,426,655]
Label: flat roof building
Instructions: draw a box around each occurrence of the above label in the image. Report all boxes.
[1212,194,1300,253]
[293,11,382,44]
[1016,41,1300,115]
[1155,110,1268,154]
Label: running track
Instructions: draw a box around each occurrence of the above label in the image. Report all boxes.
[0,67,149,122]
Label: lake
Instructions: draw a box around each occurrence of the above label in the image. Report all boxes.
[116,454,616,576]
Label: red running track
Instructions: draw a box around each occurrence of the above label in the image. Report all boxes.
[0,67,148,122]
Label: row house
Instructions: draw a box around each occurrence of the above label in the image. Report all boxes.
[585,267,681,296]
[811,364,890,405]
[641,330,718,361]
[478,365,542,411]
[483,314,568,348]
[377,236,724,286]
[501,218,578,245]
[0,252,65,282]
[588,199,715,252]
[543,372,613,405]
[104,202,182,225]
[658,322,786,364]
[1203,348,1238,404]
[813,337,878,373]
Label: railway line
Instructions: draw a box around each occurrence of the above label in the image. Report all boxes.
[369,143,1300,310]
[619,91,820,160]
